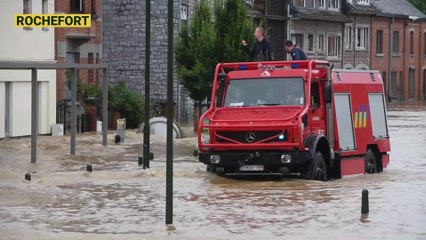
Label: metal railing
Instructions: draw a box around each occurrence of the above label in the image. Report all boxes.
[0,61,109,163]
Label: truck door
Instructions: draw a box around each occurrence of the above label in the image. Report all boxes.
[308,82,326,134]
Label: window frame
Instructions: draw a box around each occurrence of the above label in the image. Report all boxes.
[70,0,84,13]
[307,33,315,53]
[356,25,369,51]
[344,24,353,51]
[328,0,340,10]
[376,30,383,55]
[392,31,400,56]
[318,34,325,53]
[319,0,326,8]
[327,34,341,59]
[23,0,32,14]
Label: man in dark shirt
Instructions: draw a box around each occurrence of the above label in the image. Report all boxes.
[242,27,274,61]
[284,40,307,60]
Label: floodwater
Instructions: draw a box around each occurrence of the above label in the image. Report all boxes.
[0,104,425,240]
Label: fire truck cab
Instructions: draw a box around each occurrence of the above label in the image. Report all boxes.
[198,60,390,180]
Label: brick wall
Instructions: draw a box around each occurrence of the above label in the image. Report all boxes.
[55,0,102,100]
[371,17,426,101]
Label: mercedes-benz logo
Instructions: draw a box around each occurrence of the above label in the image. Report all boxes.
[245,132,256,143]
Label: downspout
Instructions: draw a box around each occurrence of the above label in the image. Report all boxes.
[387,17,394,101]
[370,16,373,70]
[353,15,356,67]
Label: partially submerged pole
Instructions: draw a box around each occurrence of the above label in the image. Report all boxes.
[143,0,152,169]
[361,189,369,214]
[70,68,77,155]
[31,68,38,163]
[165,0,174,225]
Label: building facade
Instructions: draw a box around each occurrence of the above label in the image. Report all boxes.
[290,0,350,68]
[0,0,57,138]
[371,0,426,101]
[55,0,102,100]
[342,0,377,70]
[102,0,194,123]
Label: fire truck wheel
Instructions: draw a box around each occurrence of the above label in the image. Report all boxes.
[365,149,378,174]
[302,151,328,181]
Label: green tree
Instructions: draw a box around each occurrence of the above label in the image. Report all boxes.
[409,0,426,14]
[176,0,216,103]
[176,0,254,104]
[214,0,254,63]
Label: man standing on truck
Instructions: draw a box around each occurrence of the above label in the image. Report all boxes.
[284,40,307,60]
[241,27,274,61]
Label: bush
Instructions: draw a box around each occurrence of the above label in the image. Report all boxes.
[108,81,145,128]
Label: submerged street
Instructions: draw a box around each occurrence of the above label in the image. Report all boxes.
[0,105,425,239]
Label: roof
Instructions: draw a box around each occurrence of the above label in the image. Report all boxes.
[291,6,351,23]
[342,1,378,15]
[371,0,426,20]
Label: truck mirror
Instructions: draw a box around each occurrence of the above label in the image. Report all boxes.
[324,81,332,104]
[218,72,227,82]
[216,73,227,107]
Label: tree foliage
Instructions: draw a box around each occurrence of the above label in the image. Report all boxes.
[176,0,216,102]
[409,0,426,14]
[176,0,254,103]
[214,0,253,63]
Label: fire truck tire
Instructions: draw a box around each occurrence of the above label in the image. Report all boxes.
[365,149,378,174]
[302,151,328,181]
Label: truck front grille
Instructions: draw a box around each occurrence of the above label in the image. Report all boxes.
[216,130,283,143]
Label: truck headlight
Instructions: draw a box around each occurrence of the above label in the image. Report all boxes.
[280,154,292,164]
[210,155,220,164]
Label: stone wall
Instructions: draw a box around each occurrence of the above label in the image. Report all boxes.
[103,0,181,101]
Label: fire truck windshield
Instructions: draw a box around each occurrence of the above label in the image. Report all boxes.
[223,77,305,107]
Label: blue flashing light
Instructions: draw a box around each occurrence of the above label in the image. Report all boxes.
[291,63,300,69]
[238,65,248,70]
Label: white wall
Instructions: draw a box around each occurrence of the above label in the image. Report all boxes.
[0,0,56,138]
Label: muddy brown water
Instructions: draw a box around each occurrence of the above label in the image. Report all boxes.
[0,104,425,239]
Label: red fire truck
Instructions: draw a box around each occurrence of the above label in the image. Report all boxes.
[198,60,390,180]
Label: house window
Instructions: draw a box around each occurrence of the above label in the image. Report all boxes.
[327,35,341,58]
[318,0,325,8]
[181,4,188,21]
[357,0,370,5]
[291,34,304,49]
[42,0,48,14]
[376,30,383,54]
[23,0,32,13]
[318,34,325,52]
[410,31,414,55]
[345,24,352,50]
[408,68,415,97]
[328,0,339,10]
[356,26,369,50]
[307,34,314,52]
[304,0,314,8]
[392,31,400,55]
[70,0,83,13]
